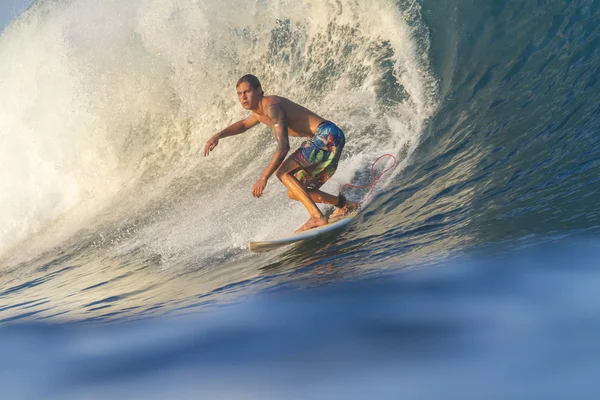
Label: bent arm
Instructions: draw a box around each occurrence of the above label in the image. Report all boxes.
[259,104,290,181]
[204,114,259,156]
[217,114,259,139]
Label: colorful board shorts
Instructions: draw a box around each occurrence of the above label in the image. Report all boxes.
[291,121,346,190]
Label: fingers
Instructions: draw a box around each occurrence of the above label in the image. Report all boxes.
[204,137,218,157]
[252,183,264,198]
[203,142,215,157]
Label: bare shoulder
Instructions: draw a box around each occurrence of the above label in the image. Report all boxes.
[262,95,285,108]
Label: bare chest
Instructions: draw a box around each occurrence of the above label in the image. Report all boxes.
[254,114,306,138]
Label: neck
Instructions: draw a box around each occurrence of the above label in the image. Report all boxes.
[250,95,264,113]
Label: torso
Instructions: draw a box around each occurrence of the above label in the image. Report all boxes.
[253,96,326,138]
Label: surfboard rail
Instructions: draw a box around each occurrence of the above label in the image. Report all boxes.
[248,215,355,253]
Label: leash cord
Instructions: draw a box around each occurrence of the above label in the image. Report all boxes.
[339,154,397,205]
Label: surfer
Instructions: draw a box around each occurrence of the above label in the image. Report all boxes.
[204,74,358,232]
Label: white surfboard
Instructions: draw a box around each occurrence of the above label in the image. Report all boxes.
[248,214,356,253]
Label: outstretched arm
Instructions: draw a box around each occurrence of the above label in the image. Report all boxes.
[253,103,290,197]
[204,114,259,156]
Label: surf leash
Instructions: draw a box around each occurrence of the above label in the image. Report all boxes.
[339,153,397,205]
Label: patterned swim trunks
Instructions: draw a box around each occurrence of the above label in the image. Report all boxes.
[291,121,346,190]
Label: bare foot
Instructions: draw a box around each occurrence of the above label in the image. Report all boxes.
[329,201,360,223]
[295,216,328,233]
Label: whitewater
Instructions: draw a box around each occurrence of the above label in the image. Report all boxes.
[1,0,600,398]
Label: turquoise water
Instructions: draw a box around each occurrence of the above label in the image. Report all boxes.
[1,0,600,398]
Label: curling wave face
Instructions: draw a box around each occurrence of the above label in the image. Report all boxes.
[2,2,600,398]
[0,0,436,270]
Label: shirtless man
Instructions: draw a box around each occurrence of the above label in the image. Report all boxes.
[204,74,357,232]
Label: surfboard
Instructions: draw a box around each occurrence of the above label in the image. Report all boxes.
[248,214,356,253]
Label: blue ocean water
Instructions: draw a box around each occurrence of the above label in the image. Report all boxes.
[1,0,600,398]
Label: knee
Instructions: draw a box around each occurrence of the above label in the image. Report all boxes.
[276,168,289,182]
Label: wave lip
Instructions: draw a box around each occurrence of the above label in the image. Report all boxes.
[0,0,437,269]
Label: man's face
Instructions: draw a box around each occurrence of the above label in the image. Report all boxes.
[237,82,260,110]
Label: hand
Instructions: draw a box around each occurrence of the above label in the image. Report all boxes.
[204,135,219,156]
[252,177,267,198]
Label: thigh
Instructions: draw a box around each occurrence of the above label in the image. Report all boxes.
[277,154,304,175]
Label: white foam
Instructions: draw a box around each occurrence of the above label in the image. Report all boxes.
[0,0,438,268]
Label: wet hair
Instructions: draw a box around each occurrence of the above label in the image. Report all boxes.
[236,74,264,95]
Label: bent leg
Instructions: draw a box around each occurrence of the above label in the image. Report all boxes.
[287,188,339,206]
[276,157,327,232]
[287,187,358,222]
